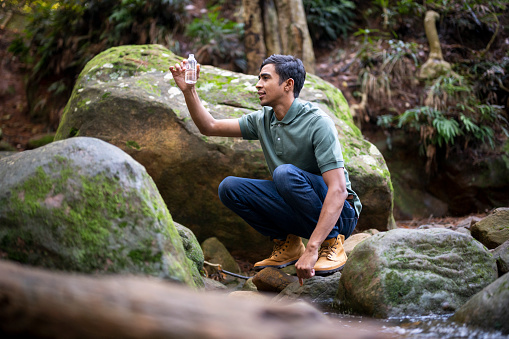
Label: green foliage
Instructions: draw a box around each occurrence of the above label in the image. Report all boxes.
[356,38,422,108]
[10,0,190,86]
[185,8,244,70]
[303,0,356,44]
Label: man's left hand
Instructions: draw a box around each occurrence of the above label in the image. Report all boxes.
[295,250,318,286]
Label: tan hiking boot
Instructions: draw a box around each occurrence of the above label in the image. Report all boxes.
[314,234,347,275]
[254,234,305,271]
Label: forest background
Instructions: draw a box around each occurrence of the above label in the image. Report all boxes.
[1,0,508,222]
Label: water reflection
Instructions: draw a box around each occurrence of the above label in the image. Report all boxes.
[326,313,509,339]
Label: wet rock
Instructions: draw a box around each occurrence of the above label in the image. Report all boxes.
[491,240,509,276]
[253,267,298,293]
[274,272,342,311]
[451,272,509,335]
[471,208,509,249]
[0,137,200,288]
[337,228,498,318]
[54,44,395,260]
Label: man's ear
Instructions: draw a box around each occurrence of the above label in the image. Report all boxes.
[285,78,295,92]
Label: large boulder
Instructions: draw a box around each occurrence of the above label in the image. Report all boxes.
[471,207,509,249]
[54,44,394,260]
[0,137,201,288]
[451,272,509,335]
[336,228,498,318]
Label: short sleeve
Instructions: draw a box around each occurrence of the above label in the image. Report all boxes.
[311,116,344,173]
[239,110,263,140]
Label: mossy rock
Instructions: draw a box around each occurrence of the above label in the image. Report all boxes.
[336,228,498,318]
[471,208,509,249]
[175,222,205,285]
[451,272,509,335]
[0,137,200,288]
[54,44,394,260]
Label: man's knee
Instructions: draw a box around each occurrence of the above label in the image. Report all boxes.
[273,164,298,183]
[218,176,236,202]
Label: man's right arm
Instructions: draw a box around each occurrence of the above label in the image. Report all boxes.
[169,61,242,137]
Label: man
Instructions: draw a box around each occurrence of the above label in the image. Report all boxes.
[169,55,361,285]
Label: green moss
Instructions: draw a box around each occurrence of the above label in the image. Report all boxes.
[128,248,163,264]
[4,158,167,272]
[101,92,111,99]
[27,134,54,149]
[69,127,79,137]
[385,270,412,305]
[135,79,161,97]
[126,140,141,150]
[77,44,182,85]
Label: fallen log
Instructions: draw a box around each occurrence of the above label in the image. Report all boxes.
[0,260,387,338]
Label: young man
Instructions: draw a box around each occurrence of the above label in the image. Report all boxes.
[169,55,361,285]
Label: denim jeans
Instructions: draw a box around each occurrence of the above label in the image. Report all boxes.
[218,164,357,240]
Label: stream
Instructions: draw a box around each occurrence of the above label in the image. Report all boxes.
[326,313,509,339]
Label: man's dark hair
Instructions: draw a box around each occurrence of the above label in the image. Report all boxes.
[260,55,306,98]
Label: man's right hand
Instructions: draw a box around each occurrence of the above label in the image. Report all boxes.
[169,60,201,92]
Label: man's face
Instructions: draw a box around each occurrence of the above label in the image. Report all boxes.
[256,64,287,107]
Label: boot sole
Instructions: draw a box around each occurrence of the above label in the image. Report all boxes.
[253,259,299,271]
[314,264,345,276]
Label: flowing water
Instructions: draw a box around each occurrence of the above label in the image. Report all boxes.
[326,313,509,339]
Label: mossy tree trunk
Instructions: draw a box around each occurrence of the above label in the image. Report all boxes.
[242,0,315,75]
[418,10,453,80]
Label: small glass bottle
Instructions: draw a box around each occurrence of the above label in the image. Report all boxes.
[185,54,197,84]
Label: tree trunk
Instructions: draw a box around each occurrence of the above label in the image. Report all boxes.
[243,0,315,75]
[263,0,282,57]
[0,260,378,338]
[417,10,454,80]
[243,0,266,75]
[424,10,443,60]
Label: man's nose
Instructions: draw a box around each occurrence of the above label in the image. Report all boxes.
[255,80,262,88]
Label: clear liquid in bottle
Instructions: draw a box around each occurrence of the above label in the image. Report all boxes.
[185,54,197,84]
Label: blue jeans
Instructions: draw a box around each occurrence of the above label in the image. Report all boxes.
[218,164,357,240]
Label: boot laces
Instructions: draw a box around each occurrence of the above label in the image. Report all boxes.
[270,240,286,258]
[319,239,338,259]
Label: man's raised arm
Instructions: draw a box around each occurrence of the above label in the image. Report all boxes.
[169,60,242,137]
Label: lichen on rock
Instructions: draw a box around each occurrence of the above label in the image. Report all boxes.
[0,137,202,288]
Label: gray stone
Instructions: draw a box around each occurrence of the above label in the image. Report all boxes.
[174,222,205,285]
[241,277,258,292]
[491,240,509,276]
[203,277,227,291]
[0,137,199,288]
[54,44,395,260]
[274,271,342,311]
[471,208,509,249]
[452,272,509,335]
[202,237,241,274]
[336,228,498,318]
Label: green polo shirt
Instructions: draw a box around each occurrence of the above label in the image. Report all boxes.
[239,98,362,217]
